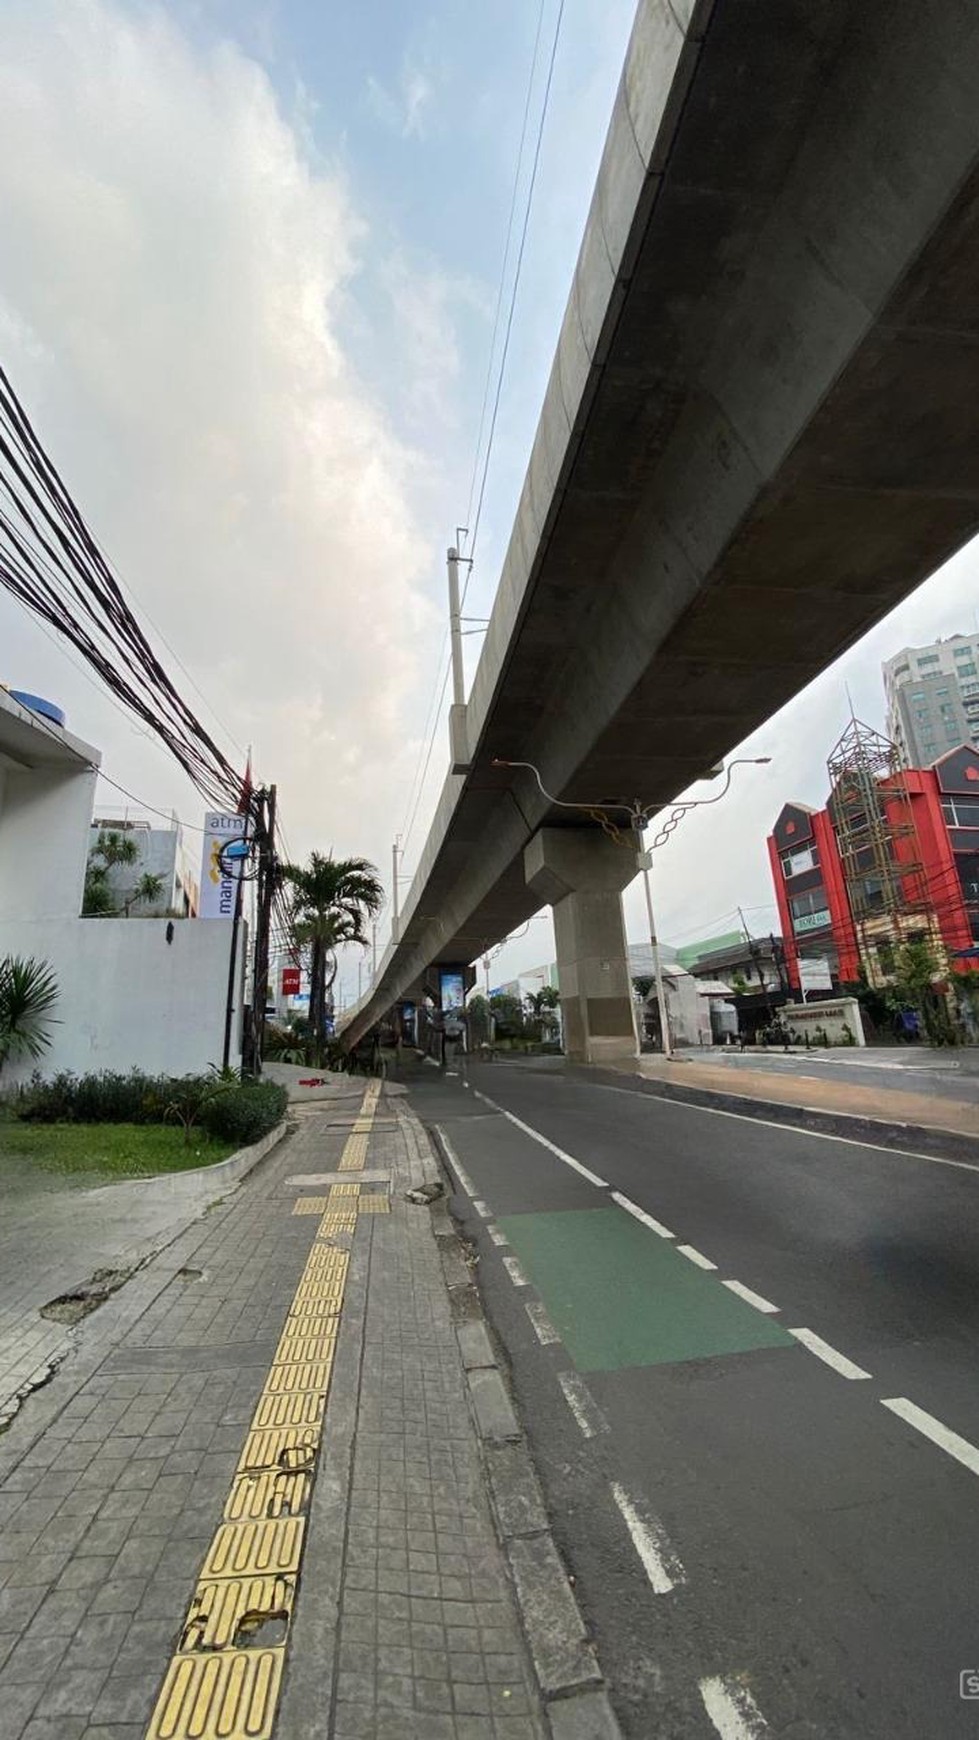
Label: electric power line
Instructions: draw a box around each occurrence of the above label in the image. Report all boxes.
[467,0,566,567]
[400,1,565,859]
[0,363,244,811]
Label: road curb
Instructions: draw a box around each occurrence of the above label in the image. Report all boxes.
[577,1064,979,1164]
[132,1115,291,1192]
[422,1116,623,1739]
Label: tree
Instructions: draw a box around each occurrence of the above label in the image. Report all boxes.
[82,861,115,916]
[82,830,164,917]
[122,872,165,917]
[891,937,958,1045]
[524,985,560,1042]
[0,956,59,1080]
[282,853,383,1060]
[489,992,525,1040]
[467,994,491,1046]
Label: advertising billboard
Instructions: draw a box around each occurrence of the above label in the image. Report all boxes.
[439,968,465,1012]
[200,812,246,919]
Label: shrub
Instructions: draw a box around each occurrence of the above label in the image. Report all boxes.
[18,1069,171,1124]
[200,1081,287,1146]
[17,1069,287,1145]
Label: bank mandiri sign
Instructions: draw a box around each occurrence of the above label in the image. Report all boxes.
[200,812,246,919]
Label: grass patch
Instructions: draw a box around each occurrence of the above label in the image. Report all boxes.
[0,1119,238,1181]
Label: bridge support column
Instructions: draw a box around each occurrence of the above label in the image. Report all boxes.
[524,828,637,1067]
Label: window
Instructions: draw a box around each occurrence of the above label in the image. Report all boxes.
[781,845,819,878]
[915,708,930,721]
[790,889,831,932]
[963,682,979,695]
[955,644,974,658]
[860,876,885,912]
[911,689,925,700]
[941,703,955,716]
[936,687,950,696]
[894,663,910,677]
[917,654,940,668]
[958,664,978,678]
[942,798,979,829]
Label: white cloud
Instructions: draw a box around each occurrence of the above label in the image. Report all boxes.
[0,0,446,884]
[367,59,436,140]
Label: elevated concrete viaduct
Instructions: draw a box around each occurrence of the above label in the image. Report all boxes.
[341,0,979,1061]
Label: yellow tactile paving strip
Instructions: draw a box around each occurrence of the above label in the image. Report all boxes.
[145,1080,379,1740]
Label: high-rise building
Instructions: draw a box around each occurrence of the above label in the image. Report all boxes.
[883,633,979,766]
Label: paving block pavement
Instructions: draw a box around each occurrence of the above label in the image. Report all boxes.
[0,1086,561,1740]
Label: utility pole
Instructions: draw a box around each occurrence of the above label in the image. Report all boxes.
[739,905,774,1027]
[246,784,277,1078]
[392,840,401,943]
[447,546,465,707]
[636,823,672,1060]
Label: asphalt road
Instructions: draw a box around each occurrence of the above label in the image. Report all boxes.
[404,1056,979,1740]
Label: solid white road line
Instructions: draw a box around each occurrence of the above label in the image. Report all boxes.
[557,1370,608,1438]
[610,1190,674,1239]
[699,1675,769,1738]
[722,1280,779,1314]
[525,1299,560,1345]
[472,1199,491,1219]
[488,1226,509,1247]
[471,1089,608,1187]
[610,1482,685,1595]
[587,1080,979,1174]
[788,1327,871,1381]
[881,1396,979,1478]
[677,1244,717,1271]
[503,1255,528,1287]
[433,1125,478,1198]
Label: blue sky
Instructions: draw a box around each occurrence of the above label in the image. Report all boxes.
[0,0,977,1002]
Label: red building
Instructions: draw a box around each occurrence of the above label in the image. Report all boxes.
[768,743,979,992]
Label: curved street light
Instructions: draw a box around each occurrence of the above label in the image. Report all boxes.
[491,755,772,1060]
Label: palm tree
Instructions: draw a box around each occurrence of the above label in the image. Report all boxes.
[122,872,166,917]
[83,829,141,917]
[282,853,383,1057]
[0,956,59,1080]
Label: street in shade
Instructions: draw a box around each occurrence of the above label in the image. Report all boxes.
[404,1056,979,1739]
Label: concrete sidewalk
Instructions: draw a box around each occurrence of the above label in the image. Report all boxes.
[633,1054,979,1142]
[0,1076,381,1432]
[0,1084,605,1740]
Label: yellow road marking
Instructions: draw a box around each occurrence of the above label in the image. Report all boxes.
[145,1080,380,1740]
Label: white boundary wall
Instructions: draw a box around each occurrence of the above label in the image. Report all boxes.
[0,917,243,1086]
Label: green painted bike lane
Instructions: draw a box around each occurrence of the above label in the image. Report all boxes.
[499,1207,792,1371]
